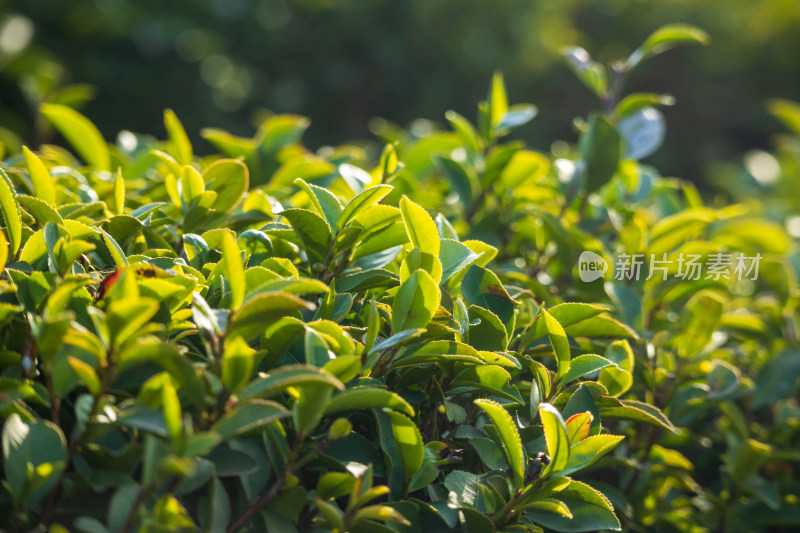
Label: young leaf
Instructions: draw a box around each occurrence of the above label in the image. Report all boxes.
[22,146,56,206]
[164,109,193,165]
[280,208,332,264]
[542,309,571,381]
[101,229,128,268]
[221,231,245,309]
[0,168,22,256]
[338,184,393,229]
[294,177,343,228]
[324,387,414,417]
[382,409,424,485]
[67,356,100,395]
[399,248,442,284]
[527,480,621,532]
[160,375,182,448]
[238,365,343,401]
[221,336,256,393]
[212,400,289,441]
[579,113,621,194]
[557,354,613,386]
[539,403,570,476]
[399,196,440,256]
[488,71,509,130]
[627,23,710,69]
[474,398,525,489]
[561,46,608,97]
[561,434,625,477]
[0,229,7,272]
[114,168,125,215]
[293,382,335,438]
[391,270,440,333]
[615,92,676,118]
[204,159,249,213]
[40,103,110,170]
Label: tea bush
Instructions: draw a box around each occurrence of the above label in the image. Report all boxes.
[0,24,798,533]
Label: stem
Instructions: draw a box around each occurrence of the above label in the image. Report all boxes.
[118,484,154,533]
[39,352,113,526]
[226,438,329,533]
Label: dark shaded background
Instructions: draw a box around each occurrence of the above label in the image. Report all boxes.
[1,0,799,184]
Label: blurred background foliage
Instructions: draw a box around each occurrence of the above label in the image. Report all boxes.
[1,0,799,187]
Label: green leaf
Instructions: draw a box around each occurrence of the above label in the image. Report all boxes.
[317,472,355,500]
[2,415,67,507]
[204,159,249,213]
[558,354,613,386]
[221,231,245,309]
[561,46,608,97]
[212,400,289,441]
[101,229,128,267]
[615,92,676,118]
[66,356,100,395]
[445,110,481,155]
[227,292,312,341]
[0,168,22,256]
[107,298,159,348]
[597,398,676,433]
[439,239,481,283]
[324,387,414,417]
[539,403,570,476]
[474,398,525,489]
[767,98,800,136]
[160,375,182,447]
[23,146,56,206]
[382,409,424,484]
[18,195,63,226]
[294,177,343,228]
[221,336,256,393]
[462,265,514,333]
[399,248,442,284]
[500,149,550,189]
[164,109,193,165]
[752,349,800,408]
[618,107,665,160]
[488,71,509,130]
[40,103,110,170]
[543,309,570,381]
[597,365,633,397]
[238,365,343,401]
[468,305,508,351]
[114,168,125,215]
[339,184,393,229]
[293,382,336,438]
[561,435,625,477]
[628,23,710,69]
[579,113,621,194]
[433,155,476,206]
[391,270,440,333]
[280,208,332,264]
[527,480,621,532]
[399,196,440,256]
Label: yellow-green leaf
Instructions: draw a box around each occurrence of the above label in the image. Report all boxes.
[22,146,56,205]
[539,403,570,476]
[164,109,193,165]
[0,168,21,255]
[40,103,110,171]
[222,231,245,309]
[475,398,525,489]
[399,196,440,256]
